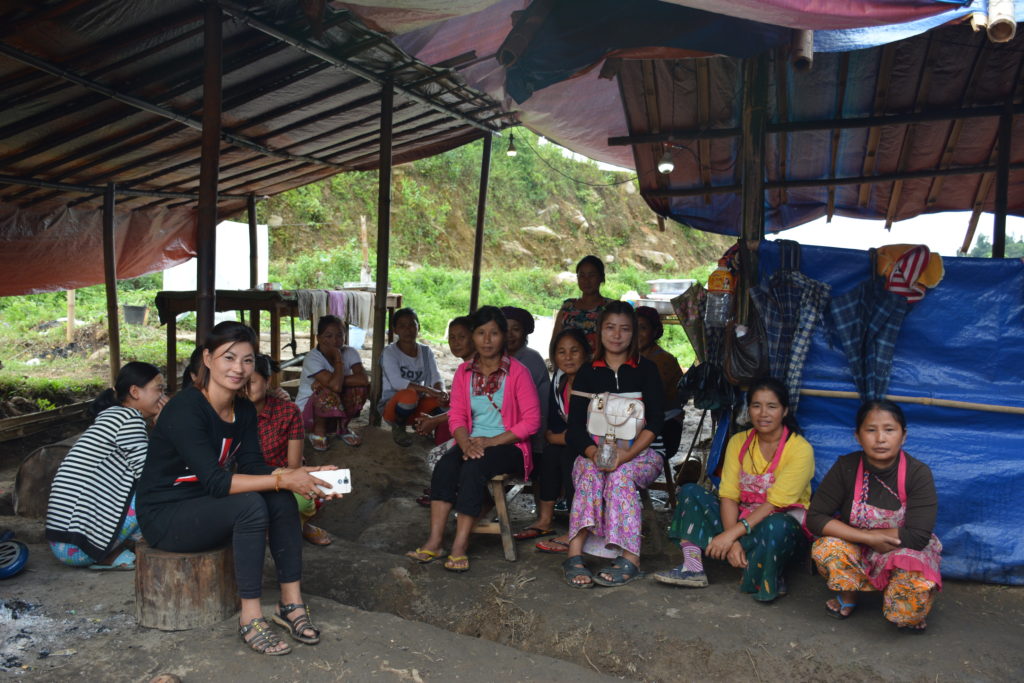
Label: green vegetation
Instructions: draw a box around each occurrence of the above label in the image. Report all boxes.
[969,232,1024,258]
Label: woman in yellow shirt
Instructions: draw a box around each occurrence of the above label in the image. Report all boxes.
[655,377,814,602]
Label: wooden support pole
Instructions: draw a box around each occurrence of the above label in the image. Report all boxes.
[740,53,769,241]
[247,193,258,288]
[66,290,75,343]
[993,110,1011,258]
[469,133,492,313]
[102,183,121,385]
[369,80,394,427]
[196,2,223,344]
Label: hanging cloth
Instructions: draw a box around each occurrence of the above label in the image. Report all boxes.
[749,241,831,411]
[829,249,909,401]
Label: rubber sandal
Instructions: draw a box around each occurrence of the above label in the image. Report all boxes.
[405,547,444,564]
[239,616,291,655]
[653,564,708,588]
[89,548,135,571]
[302,524,332,546]
[337,427,362,447]
[416,495,432,507]
[826,594,857,620]
[308,434,329,452]
[592,556,643,587]
[443,555,470,572]
[535,538,570,554]
[273,602,320,645]
[897,622,927,634]
[562,555,594,589]
[513,526,556,541]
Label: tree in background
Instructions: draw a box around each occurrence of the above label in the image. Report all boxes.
[969,233,1024,258]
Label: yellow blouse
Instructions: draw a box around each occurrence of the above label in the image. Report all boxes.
[719,429,814,509]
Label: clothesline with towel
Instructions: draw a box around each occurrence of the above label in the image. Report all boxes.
[293,289,374,330]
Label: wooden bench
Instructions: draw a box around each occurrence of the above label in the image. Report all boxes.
[134,541,239,631]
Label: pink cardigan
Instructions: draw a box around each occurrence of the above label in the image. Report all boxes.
[448,357,541,478]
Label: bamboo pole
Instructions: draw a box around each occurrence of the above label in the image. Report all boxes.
[800,388,1024,416]
[66,289,75,343]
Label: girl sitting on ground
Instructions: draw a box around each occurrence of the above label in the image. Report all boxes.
[635,306,685,464]
[808,400,941,632]
[251,354,332,546]
[46,362,166,570]
[295,314,369,451]
[380,307,445,447]
[654,377,814,602]
[406,306,540,572]
[563,301,665,588]
[138,321,342,656]
[550,255,613,352]
[522,328,591,550]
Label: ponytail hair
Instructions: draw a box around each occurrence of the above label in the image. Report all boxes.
[746,376,802,436]
[90,361,161,419]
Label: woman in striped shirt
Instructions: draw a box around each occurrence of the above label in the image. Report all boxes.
[45,362,166,570]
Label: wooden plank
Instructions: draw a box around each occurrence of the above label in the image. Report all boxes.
[102,182,120,385]
[858,45,896,207]
[369,80,394,427]
[0,401,91,442]
[741,54,769,240]
[827,54,850,221]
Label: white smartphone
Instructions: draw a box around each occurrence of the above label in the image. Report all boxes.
[310,469,352,495]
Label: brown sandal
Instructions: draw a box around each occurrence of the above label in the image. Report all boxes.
[239,617,291,655]
[272,603,321,645]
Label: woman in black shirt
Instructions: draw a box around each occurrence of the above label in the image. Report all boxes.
[138,322,341,655]
[563,302,664,588]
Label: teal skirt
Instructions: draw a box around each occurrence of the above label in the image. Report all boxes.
[668,483,803,601]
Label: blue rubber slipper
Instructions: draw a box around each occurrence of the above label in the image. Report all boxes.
[89,548,135,571]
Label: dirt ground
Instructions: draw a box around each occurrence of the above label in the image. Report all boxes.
[2,405,1024,682]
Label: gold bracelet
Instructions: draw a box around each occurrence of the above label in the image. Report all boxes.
[275,474,281,492]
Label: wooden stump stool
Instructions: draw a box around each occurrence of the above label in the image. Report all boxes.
[134,540,239,631]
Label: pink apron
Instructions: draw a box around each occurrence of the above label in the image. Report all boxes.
[851,452,943,590]
[736,427,807,526]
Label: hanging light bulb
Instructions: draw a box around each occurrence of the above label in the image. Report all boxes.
[657,148,674,174]
[506,134,518,157]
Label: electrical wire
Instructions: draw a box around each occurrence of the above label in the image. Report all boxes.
[514,133,638,187]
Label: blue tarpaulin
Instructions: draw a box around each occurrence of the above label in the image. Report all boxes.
[758,241,1024,584]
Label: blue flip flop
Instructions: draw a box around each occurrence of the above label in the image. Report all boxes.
[826,594,857,619]
[89,548,135,571]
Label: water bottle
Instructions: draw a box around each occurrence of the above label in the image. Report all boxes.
[704,259,735,328]
[596,435,617,468]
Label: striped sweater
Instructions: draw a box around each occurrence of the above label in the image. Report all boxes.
[45,405,148,561]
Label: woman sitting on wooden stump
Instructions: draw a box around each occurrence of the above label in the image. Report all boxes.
[406,306,540,572]
[137,322,342,656]
[46,362,166,570]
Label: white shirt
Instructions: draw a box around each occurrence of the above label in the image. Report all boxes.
[294,346,363,411]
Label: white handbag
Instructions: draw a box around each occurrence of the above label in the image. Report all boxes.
[572,390,645,441]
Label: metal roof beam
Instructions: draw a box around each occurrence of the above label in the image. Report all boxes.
[0,41,347,171]
[646,161,1024,197]
[608,103,1024,146]
[0,173,247,200]
[213,0,501,135]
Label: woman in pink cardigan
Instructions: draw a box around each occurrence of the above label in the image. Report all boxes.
[406,306,541,572]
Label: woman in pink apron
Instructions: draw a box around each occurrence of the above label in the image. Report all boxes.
[807,399,941,632]
[655,378,815,602]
